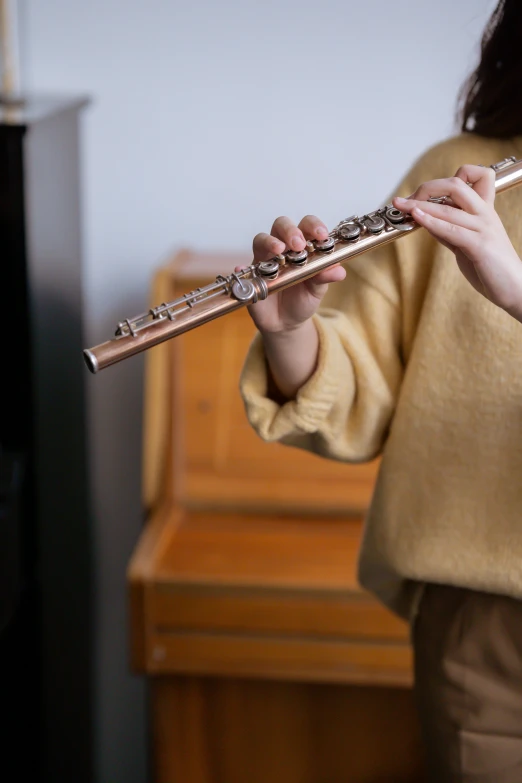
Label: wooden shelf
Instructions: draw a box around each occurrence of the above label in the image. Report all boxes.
[129,504,411,687]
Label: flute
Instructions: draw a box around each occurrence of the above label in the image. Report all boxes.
[84,156,522,374]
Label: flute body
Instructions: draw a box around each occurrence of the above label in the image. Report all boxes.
[84,157,522,374]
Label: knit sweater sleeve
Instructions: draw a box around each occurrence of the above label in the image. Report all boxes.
[239,257,403,463]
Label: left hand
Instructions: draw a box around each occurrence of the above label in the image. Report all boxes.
[393,164,522,322]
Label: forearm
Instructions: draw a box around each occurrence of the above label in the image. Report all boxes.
[262,318,320,400]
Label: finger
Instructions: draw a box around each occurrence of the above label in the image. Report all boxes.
[252,232,286,262]
[271,216,306,251]
[393,196,479,231]
[304,267,346,299]
[297,214,329,242]
[410,176,486,215]
[453,164,496,205]
[308,264,346,287]
[410,205,472,249]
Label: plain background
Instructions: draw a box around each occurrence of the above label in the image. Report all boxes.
[18,1,497,780]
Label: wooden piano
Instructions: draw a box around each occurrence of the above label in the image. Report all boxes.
[128,250,426,782]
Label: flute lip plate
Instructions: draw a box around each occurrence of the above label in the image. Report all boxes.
[83,349,99,374]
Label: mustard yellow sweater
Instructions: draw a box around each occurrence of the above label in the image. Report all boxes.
[240,133,522,622]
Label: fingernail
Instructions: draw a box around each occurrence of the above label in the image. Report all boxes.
[291,235,303,250]
[316,226,328,238]
[413,207,425,217]
[395,196,407,204]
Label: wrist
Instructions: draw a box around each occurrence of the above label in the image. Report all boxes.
[260,318,315,345]
[261,318,320,401]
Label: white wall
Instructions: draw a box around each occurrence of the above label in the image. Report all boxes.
[22,1,496,781]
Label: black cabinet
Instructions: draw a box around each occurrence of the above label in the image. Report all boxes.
[0,96,92,783]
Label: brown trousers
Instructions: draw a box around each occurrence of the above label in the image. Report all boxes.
[413,584,522,782]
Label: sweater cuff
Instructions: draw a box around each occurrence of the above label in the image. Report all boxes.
[240,315,349,441]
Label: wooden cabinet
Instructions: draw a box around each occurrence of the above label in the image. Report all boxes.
[129,250,426,782]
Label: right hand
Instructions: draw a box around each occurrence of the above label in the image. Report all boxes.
[244,214,346,335]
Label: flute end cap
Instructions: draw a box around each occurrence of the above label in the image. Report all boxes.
[83,349,99,374]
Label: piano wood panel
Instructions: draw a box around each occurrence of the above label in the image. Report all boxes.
[142,250,380,514]
[151,677,425,783]
[130,251,426,782]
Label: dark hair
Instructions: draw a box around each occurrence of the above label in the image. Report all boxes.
[458,0,522,137]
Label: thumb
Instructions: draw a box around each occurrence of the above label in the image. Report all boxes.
[305,265,346,297]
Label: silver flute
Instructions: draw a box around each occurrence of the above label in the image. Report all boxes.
[84,157,522,373]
